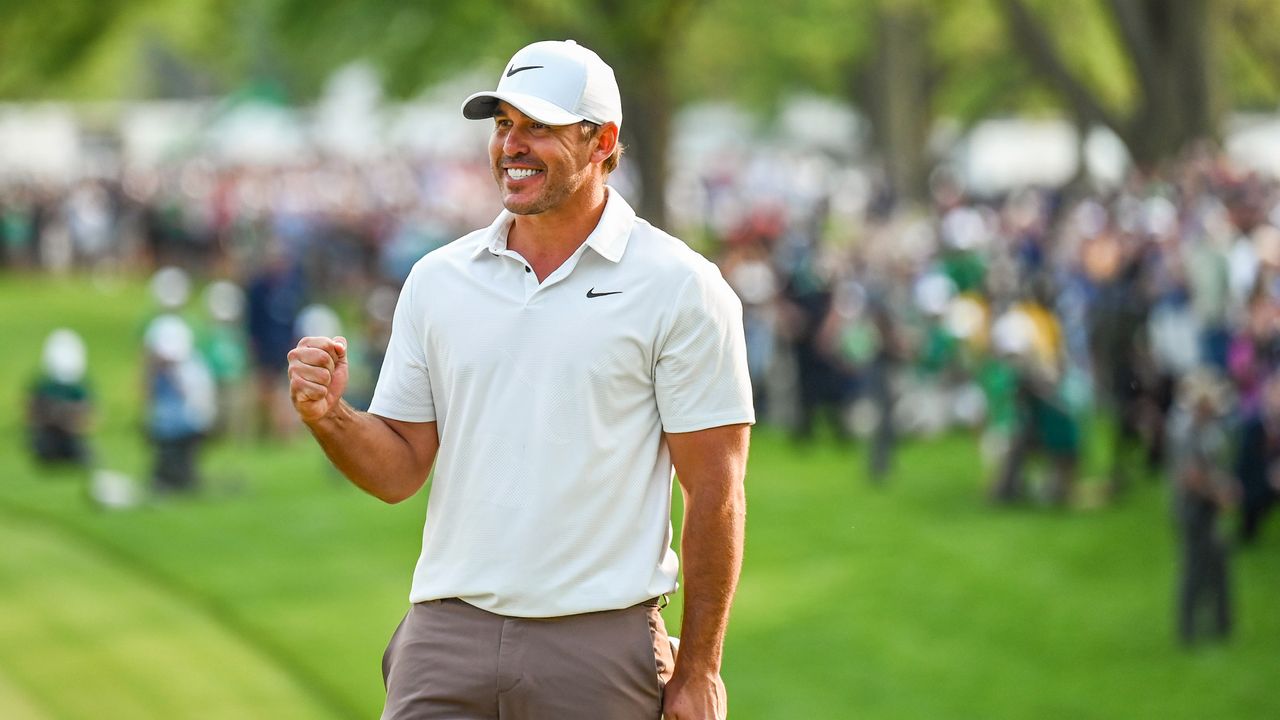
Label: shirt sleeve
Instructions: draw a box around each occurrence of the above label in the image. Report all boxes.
[368,269,436,423]
[654,263,756,433]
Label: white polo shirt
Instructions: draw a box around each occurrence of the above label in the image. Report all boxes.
[369,190,754,618]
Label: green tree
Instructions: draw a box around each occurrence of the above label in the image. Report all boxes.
[0,0,131,98]
[680,0,1012,204]
[998,0,1280,169]
[263,0,706,228]
[6,0,1279,203]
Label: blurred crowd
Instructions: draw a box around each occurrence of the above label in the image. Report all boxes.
[13,153,499,501]
[703,141,1279,646]
[11,140,1280,646]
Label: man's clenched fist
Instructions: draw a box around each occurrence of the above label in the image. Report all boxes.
[288,336,349,423]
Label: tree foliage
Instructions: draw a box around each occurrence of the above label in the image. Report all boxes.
[2,0,1279,195]
[238,0,705,225]
[0,0,130,98]
[997,0,1280,167]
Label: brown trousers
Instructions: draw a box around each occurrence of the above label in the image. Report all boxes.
[381,598,674,719]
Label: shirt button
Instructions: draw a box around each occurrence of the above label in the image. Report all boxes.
[525,266,531,273]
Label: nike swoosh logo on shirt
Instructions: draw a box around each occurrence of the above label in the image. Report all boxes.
[586,288,623,298]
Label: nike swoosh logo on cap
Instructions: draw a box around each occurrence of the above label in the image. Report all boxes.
[506,65,544,77]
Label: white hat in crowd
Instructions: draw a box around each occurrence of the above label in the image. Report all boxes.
[462,40,622,128]
[205,280,246,323]
[296,303,343,339]
[913,273,956,318]
[991,309,1035,358]
[43,328,87,384]
[145,314,194,363]
[150,266,191,310]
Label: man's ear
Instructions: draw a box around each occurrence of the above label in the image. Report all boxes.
[591,122,619,164]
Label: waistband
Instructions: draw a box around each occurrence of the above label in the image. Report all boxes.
[431,594,669,614]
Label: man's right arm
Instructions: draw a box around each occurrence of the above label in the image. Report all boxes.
[308,402,438,504]
[288,336,438,503]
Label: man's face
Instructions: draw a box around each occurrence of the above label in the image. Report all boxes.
[488,102,597,215]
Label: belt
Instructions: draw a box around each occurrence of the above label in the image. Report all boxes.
[434,594,670,612]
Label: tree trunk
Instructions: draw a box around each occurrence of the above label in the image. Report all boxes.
[871,2,932,206]
[615,57,672,230]
[1002,0,1221,171]
[1116,0,1217,166]
[1167,0,1216,144]
[532,0,700,231]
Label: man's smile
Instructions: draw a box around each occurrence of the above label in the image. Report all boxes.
[505,168,543,180]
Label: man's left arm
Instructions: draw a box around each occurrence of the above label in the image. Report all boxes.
[663,422,750,720]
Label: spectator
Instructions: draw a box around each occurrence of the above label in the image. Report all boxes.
[143,314,216,494]
[1166,369,1237,645]
[990,284,1078,506]
[197,279,252,442]
[26,328,93,467]
[245,241,306,439]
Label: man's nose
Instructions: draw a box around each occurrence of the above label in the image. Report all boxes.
[503,125,529,155]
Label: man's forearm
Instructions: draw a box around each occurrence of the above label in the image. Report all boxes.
[307,401,437,503]
[674,478,746,675]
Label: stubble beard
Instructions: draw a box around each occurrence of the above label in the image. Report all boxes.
[503,185,563,216]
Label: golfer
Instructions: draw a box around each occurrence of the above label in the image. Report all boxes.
[288,39,753,720]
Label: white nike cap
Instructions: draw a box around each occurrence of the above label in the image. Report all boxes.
[462,40,622,128]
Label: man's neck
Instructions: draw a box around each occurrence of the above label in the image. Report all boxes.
[508,185,609,281]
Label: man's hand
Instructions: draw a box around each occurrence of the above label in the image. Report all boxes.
[662,670,727,720]
[287,335,437,503]
[287,336,349,423]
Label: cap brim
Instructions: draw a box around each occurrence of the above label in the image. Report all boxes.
[461,91,585,126]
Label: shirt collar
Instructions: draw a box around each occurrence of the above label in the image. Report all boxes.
[583,189,636,263]
[470,188,637,263]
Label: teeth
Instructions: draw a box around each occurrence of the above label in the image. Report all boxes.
[507,168,541,180]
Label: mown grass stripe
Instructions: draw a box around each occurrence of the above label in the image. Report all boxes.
[0,501,360,720]
[0,667,50,720]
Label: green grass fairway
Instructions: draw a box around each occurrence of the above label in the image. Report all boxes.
[0,512,336,719]
[2,272,1278,719]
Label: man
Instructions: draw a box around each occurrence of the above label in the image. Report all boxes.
[288,39,753,720]
[28,328,93,466]
[1166,369,1236,645]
